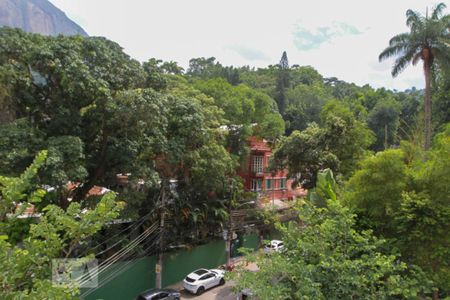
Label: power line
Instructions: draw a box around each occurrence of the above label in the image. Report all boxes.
[80,232,161,299]
[76,222,159,286]
[78,190,163,258]
[79,208,158,258]
[80,229,161,292]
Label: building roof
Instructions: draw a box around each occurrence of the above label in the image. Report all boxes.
[66,182,111,198]
[11,203,41,218]
[248,136,271,152]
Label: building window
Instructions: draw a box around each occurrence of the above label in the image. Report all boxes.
[251,179,262,191]
[252,156,263,173]
[278,178,287,189]
[265,178,273,190]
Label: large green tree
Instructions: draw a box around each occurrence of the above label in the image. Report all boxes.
[343,125,450,297]
[0,151,123,299]
[343,149,408,234]
[273,101,373,188]
[0,29,245,244]
[193,78,284,143]
[379,3,450,150]
[367,98,401,150]
[274,51,290,115]
[285,82,330,134]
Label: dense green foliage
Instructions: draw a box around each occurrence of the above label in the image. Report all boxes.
[0,151,123,299]
[271,101,373,188]
[0,4,449,297]
[230,171,428,299]
[343,125,450,295]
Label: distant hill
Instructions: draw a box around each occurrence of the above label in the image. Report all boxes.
[0,0,87,36]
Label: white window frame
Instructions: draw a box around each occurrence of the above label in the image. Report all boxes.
[252,156,263,173]
[278,178,287,190]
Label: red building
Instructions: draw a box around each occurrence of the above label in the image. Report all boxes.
[238,136,304,201]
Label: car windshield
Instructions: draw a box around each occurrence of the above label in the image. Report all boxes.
[185,277,195,283]
[194,269,208,275]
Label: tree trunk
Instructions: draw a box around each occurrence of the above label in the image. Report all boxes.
[423,60,432,151]
[72,117,110,202]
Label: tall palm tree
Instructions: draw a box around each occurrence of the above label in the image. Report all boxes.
[379,3,450,151]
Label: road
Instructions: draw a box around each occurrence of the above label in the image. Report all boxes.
[177,281,236,300]
[167,262,258,300]
[167,280,236,300]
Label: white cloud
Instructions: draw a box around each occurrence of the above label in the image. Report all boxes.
[293,21,363,51]
[49,0,442,90]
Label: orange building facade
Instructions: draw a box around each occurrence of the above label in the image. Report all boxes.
[238,137,303,201]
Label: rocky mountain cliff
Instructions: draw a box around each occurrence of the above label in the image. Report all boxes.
[0,0,87,36]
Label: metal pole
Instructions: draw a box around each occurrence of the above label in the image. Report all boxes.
[155,181,165,288]
[225,228,231,270]
[225,182,232,270]
[225,195,233,270]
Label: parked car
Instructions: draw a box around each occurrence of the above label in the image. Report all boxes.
[263,240,284,253]
[136,288,180,300]
[183,268,226,295]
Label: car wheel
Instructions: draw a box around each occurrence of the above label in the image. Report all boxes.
[196,286,205,295]
[219,278,225,285]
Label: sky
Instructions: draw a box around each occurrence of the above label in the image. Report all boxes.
[50,0,444,91]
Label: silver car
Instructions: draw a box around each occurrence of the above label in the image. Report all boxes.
[183,268,226,295]
[136,288,180,300]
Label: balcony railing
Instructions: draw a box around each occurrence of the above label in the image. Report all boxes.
[251,171,264,177]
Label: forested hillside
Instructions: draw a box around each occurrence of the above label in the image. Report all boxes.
[0,3,449,296]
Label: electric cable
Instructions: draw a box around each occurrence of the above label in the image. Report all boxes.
[76,222,158,285]
[79,231,162,298]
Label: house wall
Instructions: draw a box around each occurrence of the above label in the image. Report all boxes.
[238,137,298,201]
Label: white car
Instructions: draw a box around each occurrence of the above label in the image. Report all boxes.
[263,240,284,253]
[183,268,226,295]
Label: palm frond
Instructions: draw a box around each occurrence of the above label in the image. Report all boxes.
[380,4,449,79]
[406,9,424,30]
[431,3,447,20]
[389,33,411,46]
[379,44,409,62]
[392,47,419,77]
[441,15,450,30]
[392,57,411,77]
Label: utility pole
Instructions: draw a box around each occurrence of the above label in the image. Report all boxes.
[225,181,233,271]
[225,189,255,270]
[225,212,232,270]
[155,180,165,288]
